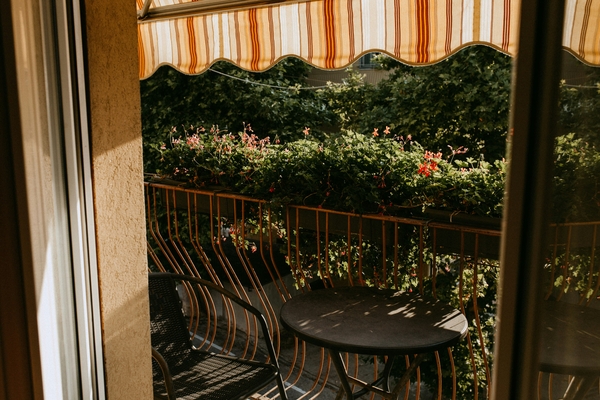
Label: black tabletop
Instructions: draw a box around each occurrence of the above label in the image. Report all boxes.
[539,301,600,376]
[280,286,468,356]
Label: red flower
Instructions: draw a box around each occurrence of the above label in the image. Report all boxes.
[417,164,430,177]
[418,160,438,176]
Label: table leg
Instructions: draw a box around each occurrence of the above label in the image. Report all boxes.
[381,355,397,392]
[329,350,355,400]
[329,351,427,400]
[334,386,346,400]
[351,356,397,399]
[389,353,427,399]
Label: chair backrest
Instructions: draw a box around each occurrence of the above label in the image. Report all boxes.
[148,275,194,371]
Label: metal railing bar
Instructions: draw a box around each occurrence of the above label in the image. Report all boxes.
[314,209,324,285]
[545,226,560,300]
[426,222,501,236]
[210,197,245,356]
[435,351,442,400]
[183,192,205,278]
[222,198,257,357]
[448,347,457,400]
[432,228,438,299]
[402,355,410,400]
[382,221,388,289]
[472,235,492,399]
[170,190,196,275]
[556,226,573,301]
[415,361,421,400]
[323,212,334,288]
[188,192,222,283]
[584,225,598,306]
[147,187,181,273]
[346,215,354,287]
[144,183,600,400]
[589,256,600,306]
[394,222,400,290]
[144,181,240,197]
[253,205,286,357]
[296,347,328,399]
[237,200,269,324]
[459,230,479,400]
[254,205,282,298]
[418,226,424,295]
[358,217,365,286]
[284,208,296,289]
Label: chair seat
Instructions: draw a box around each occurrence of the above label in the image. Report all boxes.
[153,350,278,400]
[149,273,288,400]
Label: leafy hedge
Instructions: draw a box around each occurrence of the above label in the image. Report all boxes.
[151,126,506,218]
[149,126,600,222]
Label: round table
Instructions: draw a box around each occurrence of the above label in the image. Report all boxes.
[280,286,468,399]
[540,301,600,400]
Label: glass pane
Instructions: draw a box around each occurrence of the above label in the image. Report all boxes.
[142,47,515,399]
[538,51,600,400]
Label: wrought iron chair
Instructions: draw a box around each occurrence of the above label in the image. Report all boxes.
[149,272,289,400]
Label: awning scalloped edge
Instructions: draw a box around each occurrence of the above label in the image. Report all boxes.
[138,0,600,80]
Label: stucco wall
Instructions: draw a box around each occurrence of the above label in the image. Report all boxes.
[83,0,152,398]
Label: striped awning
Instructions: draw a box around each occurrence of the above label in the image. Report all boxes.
[137,0,600,79]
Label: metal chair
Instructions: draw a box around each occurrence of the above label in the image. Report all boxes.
[149,272,288,400]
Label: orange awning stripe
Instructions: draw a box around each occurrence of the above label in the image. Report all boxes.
[137,0,600,79]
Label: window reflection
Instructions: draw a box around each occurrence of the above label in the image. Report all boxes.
[538,52,600,400]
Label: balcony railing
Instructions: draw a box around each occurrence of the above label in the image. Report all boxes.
[145,181,600,400]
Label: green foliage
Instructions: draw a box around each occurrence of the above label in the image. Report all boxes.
[558,66,600,147]
[142,46,513,173]
[406,258,498,399]
[317,68,377,131]
[545,248,600,299]
[320,46,512,161]
[152,127,507,218]
[141,48,600,400]
[141,58,336,172]
[151,124,600,224]
[552,133,600,221]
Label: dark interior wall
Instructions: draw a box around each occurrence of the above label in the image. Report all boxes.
[0,2,39,399]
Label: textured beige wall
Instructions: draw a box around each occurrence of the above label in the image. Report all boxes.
[83,0,152,398]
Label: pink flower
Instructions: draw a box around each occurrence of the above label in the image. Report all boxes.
[384,126,391,135]
[186,135,200,148]
[251,245,257,253]
[372,128,379,137]
[303,127,310,136]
